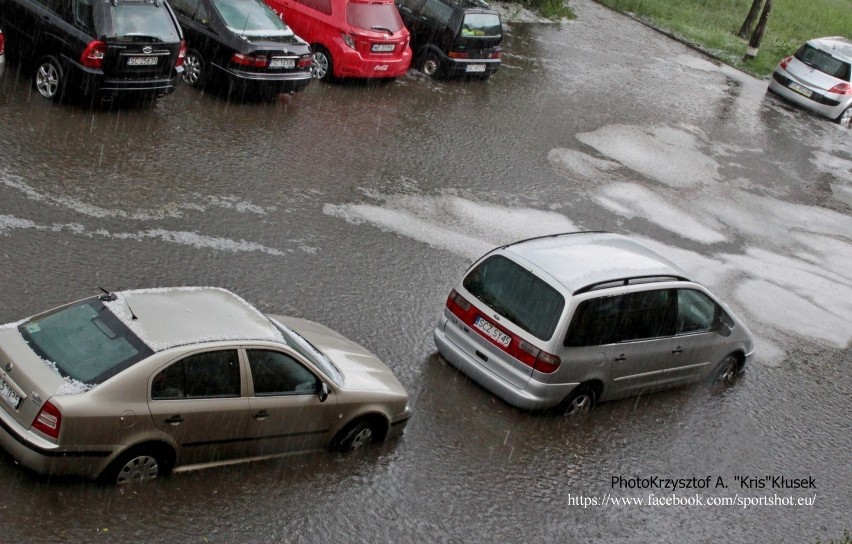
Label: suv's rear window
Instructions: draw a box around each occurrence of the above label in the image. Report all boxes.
[347,2,403,32]
[108,1,181,42]
[461,12,500,37]
[795,44,851,80]
[463,255,565,340]
[19,298,153,384]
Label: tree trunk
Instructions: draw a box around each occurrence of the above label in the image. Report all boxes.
[737,0,764,39]
[744,0,772,59]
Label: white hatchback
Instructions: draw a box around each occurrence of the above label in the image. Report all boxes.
[768,36,852,128]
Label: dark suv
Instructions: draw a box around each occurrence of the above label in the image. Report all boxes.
[396,0,501,79]
[0,0,186,102]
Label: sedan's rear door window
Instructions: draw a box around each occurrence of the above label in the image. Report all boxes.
[152,350,241,399]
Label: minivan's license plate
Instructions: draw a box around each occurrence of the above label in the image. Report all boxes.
[0,379,21,410]
[269,58,296,69]
[465,64,486,73]
[474,316,511,348]
[788,81,812,98]
[128,56,158,66]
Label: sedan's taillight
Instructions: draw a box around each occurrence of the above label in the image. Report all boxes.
[297,54,312,68]
[32,401,61,440]
[231,52,268,68]
[828,82,852,95]
[779,55,792,70]
[176,40,187,67]
[80,41,106,69]
[448,51,468,59]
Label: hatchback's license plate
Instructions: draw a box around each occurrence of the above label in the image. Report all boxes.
[128,56,158,66]
[788,81,813,98]
[0,379,21,410]
[269,58,296,69]
[474,316,511,348]
[372,43,395,53]
[465,64,486,73]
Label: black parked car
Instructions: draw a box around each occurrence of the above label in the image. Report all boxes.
[169,0,313,98]
[0,0,185,103]
[395,0,501,79]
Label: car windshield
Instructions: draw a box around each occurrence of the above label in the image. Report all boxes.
[268,317,344,385]
[212,0,294,37]
[460,13,500,37]
[463,254,565,340]
[794,44,851,80]
[108,1,182,41]
[18,298,154,384]
[346,2,404,33]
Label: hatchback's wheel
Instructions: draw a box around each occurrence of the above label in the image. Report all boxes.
[182,49,206,87]
[311,46,333,81]
[103,446,171,485]
[419,53,441,79]
[34,56,65,102]
[711,355,739,388]
[560,385,596,416]
[335,420,376,453]
[838,106,852,128]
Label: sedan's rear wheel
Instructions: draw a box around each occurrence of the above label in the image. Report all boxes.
[838,106,852,128]
[103,446,172,485]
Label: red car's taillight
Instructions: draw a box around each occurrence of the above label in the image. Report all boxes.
[297,54,312,68]
[779,55,792,70]
[32,401,61,439]
[231,52,268,68]
[80,40,106,69]
[176,40,187,67]
[828,82,852,95]
[0,32,5,56]
[445,289,561,374]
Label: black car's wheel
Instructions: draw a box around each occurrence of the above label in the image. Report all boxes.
[560,385,596,416]
[334,420,376,453]
[311,46,334,81]
[102,445,172,485]
[419,53,441,79]
[34,56,66,102]
[182,49,206,88]
[838,106,852,128]
[711,354,739,388]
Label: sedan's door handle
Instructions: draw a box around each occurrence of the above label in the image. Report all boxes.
[614,354,627,362]
[672,347,683,354]
[164,415,184,425]
[253,410,270,420]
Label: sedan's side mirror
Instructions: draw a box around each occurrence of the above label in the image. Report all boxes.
[318,382,329,403]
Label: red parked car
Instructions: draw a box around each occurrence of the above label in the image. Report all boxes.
[264,0,411,81]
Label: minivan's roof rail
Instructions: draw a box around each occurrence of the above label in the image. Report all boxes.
[573,274,689,295]
[498,230,610,251]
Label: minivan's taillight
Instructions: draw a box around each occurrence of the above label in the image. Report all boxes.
[779,55,792,70]
[828,82,852,95]
[231,52,268,68]
[176,40,187,67]
[516,340,561,374]
[297,54,312,68]
[449,51,468,59]
[32,401,61,439]
[80,41,106,69]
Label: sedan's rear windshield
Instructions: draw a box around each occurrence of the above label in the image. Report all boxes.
[18,298,153,385]
[795,44,851,80]
[461,13,501,37]
[213,0,294,37]
[463,255,565,340]
[347,3,404,32]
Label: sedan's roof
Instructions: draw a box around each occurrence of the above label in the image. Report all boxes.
[811,36,852,63]
[502,232,689,294]
[104,287,283,351]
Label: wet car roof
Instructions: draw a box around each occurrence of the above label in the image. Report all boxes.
[503,232,689,294]
[104,287,283,351]
[810,36,852,64]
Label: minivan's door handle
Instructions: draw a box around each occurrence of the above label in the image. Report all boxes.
[164,415,184,425]
[614,354,627,362]
[672,347,683,354]
[252,410,270,420]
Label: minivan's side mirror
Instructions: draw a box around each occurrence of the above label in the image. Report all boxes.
[318,382,329,402]
[714,314,733,337]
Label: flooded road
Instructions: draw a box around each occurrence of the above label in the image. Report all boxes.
[0,0,850,542]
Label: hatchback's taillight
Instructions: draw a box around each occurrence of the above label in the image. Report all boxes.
[779,55,792,70]
[176,40,187,67]
[80,41,106,69]
[341,33,356,50]
[32,401,61,440]
[297,54,312,68]
[0,32,5,56]
[828,82,852,95]
[231,52,268,68]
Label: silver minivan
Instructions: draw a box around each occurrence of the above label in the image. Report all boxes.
[434,232,755,414]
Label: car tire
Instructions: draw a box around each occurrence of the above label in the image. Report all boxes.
[710,354,739,388]
[34,56,66,102]
[419,52,441,79]
[182,49,206,88]
[102,445,172,485]
[837,106,852,128]
[334,420,376,453]
[311,46,334,82]
[559,384,596,416]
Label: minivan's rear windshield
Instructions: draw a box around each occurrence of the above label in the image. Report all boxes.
[794,44,851,80]
[18,298,153,385]
[461,13,501,37]
[347,3,404,33]
[463,255,565,340]
[213,0,295,37]
[110,1,181,42]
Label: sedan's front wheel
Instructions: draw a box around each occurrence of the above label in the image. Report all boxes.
[102,446,172,485]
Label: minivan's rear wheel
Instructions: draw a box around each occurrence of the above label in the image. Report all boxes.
[420,53,441,79]
[838,106,852,128]
[102,445,172,485]
[311,46,334,82]
[34,56,65,102]
[560,385,596,416]
[182,49,206,88]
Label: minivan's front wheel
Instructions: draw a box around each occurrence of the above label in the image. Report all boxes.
[311,46,334,82]
[34,56,66,102]
[560,385,596,416]
[419,53,441,79]
[838,106,852,128]
[711,355,739,388]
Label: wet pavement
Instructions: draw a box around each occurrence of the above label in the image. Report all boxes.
[0,0,850,541]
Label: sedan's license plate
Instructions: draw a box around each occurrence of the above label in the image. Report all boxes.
[0,379,21,410]
[371,43,395,53]
[465,64,486,73]
[474,316,511,348]
[128,56,158,66]
[269,58,295,69]
[788,81,813,98]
